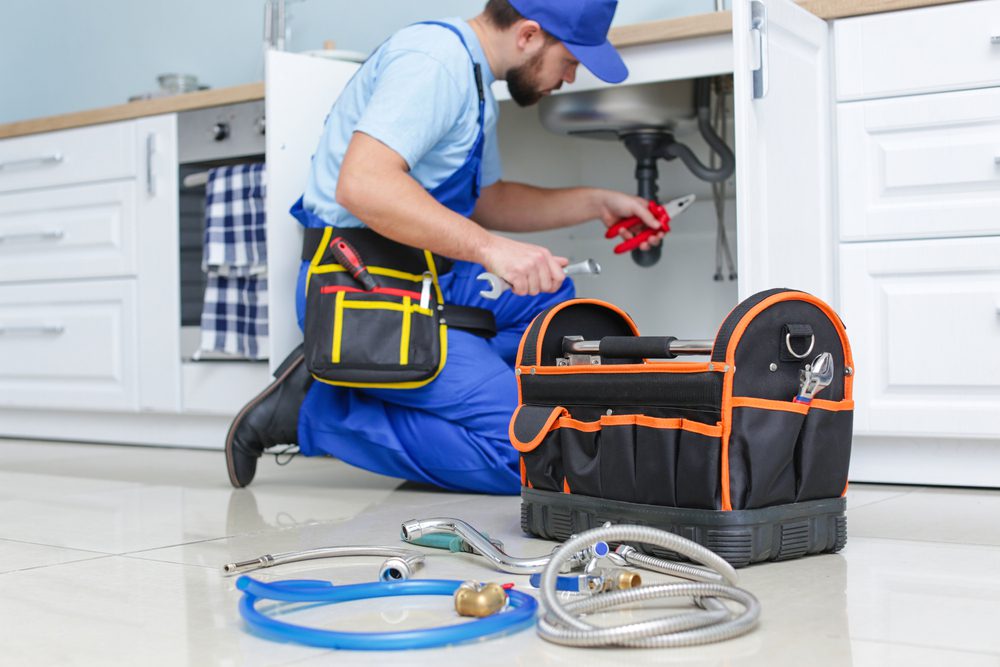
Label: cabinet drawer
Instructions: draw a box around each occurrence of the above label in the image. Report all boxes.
[0,181,137,282]
[839,236,1000,438]
[0,280,138,411]
[0,122,137,194]
[834,0,1000,101]
[837,87,1000,241]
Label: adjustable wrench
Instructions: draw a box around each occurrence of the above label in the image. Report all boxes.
[477,258,601,300]
[793,352,834,404]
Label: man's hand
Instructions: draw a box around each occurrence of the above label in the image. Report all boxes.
[479,235,568,296]
[595,190,664,252]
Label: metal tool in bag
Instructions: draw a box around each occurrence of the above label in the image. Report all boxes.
[558,335,713,366]
[477,258,601,300]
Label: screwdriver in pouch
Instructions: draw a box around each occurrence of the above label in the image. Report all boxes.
[329,236,378,291]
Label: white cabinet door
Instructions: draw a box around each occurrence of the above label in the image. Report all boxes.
[834,0,1000,102]
[265,51,360,373]
[733,0,835,302]
[838,87,1000,242]
[840,236,1000,438]
[0,280,139,411]
[133,114,181,413]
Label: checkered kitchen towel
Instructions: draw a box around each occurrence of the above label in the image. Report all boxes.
[199,163,269,359]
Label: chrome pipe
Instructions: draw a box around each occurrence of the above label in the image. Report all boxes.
[401,517,597,575]
[222,545,425,581]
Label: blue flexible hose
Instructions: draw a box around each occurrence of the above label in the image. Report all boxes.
[236,577,538,650]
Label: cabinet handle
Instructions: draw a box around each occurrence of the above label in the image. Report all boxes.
[0,324,65,336]
[0,153,64,172]
[0,229,64,244]
[145,132,157,196]
[750,1,768,100]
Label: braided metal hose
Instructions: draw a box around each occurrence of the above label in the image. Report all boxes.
[612,545,726,583]
[537,525,760,648]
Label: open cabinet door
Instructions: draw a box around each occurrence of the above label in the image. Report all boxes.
[732,0,833,301]
[265,51,359,373]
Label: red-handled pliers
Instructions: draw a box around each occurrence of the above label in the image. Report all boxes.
[604,194,696,254]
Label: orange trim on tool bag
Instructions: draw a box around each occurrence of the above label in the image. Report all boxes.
[723,292,855,400]
[532,299,640,371]
[319,285,422,300]
[719,292,854,512]
[562,478,571,494]
[509,405,569,452]
[720,365,735,510]
[731,396,810,415]
[810,398,854,412]
[519,361,720,375]
[552,414,723,438]
[519,457,526,486]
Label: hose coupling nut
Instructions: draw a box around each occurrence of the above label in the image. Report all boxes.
[399,519,424,542]
[454,581,508,617]
[379,556,419,582]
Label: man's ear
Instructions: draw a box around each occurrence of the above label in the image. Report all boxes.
[513,19,546,55]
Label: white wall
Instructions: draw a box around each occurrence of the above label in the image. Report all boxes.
[0,0,725,124]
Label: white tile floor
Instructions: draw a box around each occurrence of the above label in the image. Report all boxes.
[2,439,999,666]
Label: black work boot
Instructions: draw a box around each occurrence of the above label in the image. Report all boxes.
[225,344,313,488]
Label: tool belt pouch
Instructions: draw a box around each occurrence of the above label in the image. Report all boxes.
[512,289,855,566]
[302,227,453,389]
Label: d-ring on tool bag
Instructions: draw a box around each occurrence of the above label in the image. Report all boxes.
[511,288,854,566]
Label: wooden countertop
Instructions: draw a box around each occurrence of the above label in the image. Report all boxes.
[0,82,265,140]
[0,0,966,140]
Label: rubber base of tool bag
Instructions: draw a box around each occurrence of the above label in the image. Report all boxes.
[521,487,846,568]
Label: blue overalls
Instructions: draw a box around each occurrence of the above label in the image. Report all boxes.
[290,22,574,494]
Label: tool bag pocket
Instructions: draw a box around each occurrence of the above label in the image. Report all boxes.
[795,399,853,502]
[727,397,854,509]
[303,228,446,389]
[512,405,722,510]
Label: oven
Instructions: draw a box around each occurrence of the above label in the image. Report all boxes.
[176,100,266,360]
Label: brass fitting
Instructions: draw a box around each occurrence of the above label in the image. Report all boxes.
[454,581,508,618]
[601,568,642,591]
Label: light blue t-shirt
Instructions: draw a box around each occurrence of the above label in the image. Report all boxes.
[302,19,502,227]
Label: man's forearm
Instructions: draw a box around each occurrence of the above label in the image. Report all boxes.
[471,181,604,232]
[337,140,495,264]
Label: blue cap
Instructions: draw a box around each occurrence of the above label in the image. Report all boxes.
[508,0,628,84]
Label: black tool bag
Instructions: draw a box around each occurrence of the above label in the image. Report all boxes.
[301,227,495,389]
[511,289,854,566]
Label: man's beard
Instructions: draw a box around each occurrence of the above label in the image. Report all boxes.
[505,50,548,107]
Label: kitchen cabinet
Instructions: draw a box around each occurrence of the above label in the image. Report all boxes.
[833,0,1000,484]
[0,115,178,415]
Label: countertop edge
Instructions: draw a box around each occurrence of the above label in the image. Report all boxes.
[0,82,265,140]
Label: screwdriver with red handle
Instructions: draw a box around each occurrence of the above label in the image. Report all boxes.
[329,236,378,291]
[604,194,696,254]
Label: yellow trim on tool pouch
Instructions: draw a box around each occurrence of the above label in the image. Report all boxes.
[400,297,412,365]
[332,290,345,363]
[306,226,334,295]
